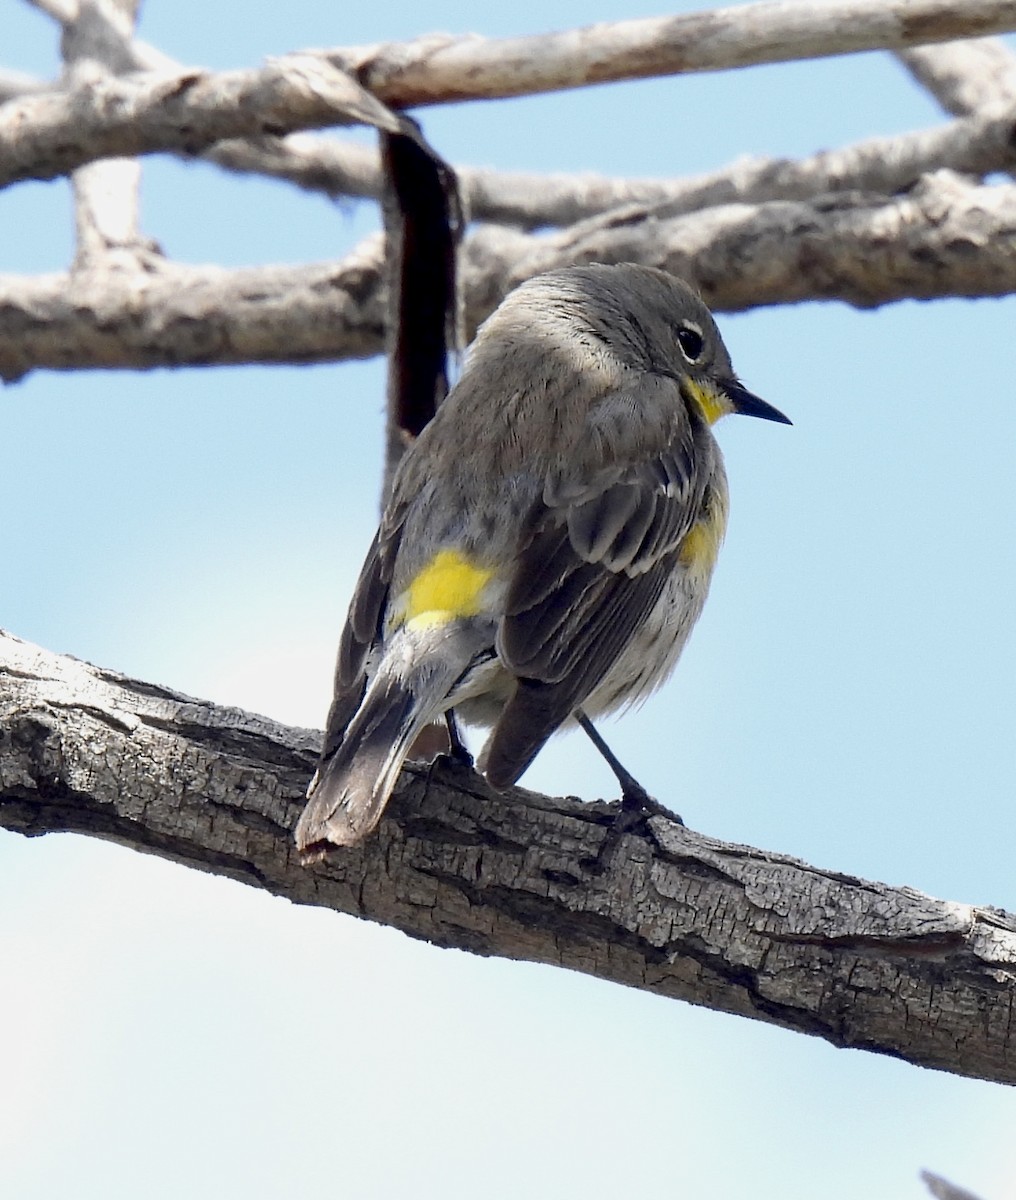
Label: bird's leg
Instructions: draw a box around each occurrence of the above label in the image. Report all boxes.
[574,708,682,825]
[444,709,474,767]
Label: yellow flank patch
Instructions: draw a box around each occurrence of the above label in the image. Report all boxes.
[679,510,725,574]
[683,378,730,426]
[401,549,495,631]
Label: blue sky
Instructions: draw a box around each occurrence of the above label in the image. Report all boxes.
[2,2,1015,1198]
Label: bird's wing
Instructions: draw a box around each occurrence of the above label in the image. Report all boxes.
[484,379,712,787]
[319,505,407,764]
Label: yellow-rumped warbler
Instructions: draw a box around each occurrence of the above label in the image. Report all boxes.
[296,263,789,857]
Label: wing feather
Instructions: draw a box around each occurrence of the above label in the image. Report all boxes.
[320,506,407,762]
[485,379,714,787]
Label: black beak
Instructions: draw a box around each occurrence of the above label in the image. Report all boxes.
[725,381,792,425]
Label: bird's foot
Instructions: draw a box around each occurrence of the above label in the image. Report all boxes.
[619,781,683,827]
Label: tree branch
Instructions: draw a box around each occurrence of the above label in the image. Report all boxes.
[0,54,401,188]
[2,627,1013,1085]
[899,35,1016,116]
[63,0,154,273]
[0,237,388,382]
[337,0,1016,107]
[5,21,1016,231]
[5,1,1016,190]
[3,172,1015,380]
[195,102,1016,229]
[487,170,1016,312]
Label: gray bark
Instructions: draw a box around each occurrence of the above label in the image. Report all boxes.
[2,628,1014,1087]
[337,1,1016,106]
[3,171,1014,380]
[5,2,1016,189]
[182,101,1016,229]
[900,35,1016,114]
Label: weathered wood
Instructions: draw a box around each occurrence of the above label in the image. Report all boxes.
[3,172,1016,380]
[2,628,1013,1085]
[4,2,1016,188]
[187,102,1016,228]
[900,35,1016,116]
[340,0,1016,106]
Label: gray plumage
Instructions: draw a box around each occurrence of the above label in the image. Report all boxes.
[295,263,789,857]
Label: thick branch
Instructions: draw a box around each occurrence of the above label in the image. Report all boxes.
[6,15,1016,230]
[3,173,1015,380]
[6,82,1015,231]
[202,103,1016,229]
[486,170,1016,313]
[0,237,388,382]
[64,0,152,272]
[1,628,1013,1085]
[337,0,1016,107]
[5,2,1016,190]
[900,36,1016,116]
[0,55,401,188]
[27,0,79,23]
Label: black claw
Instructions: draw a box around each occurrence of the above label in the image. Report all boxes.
[444,710,474,767]
[444,742,474,768]
[620,784,682,826]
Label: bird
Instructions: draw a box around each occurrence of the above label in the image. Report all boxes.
[295,263,789,858]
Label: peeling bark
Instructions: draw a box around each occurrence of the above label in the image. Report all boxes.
[4,2,1016,190]
[0,241,388,382]
[2,628,1014,1086]
[187,103,1016,230]
[3,173,1015,380]
[338,1,1016,106]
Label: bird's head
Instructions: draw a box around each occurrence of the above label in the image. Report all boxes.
[532,263,793,428]
[616,264,792,428]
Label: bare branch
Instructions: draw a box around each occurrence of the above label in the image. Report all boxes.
[2,627,1013,1085]
[26,0,79,23]
[205,133,382,201]
[488,170,1016,312]
[6,2,1016,191]
[70,155,148,269]
[200,104,1016,229]
[338,0,1016,108]
[900,36,1016,115]
[26,0,192,72]
[63,0,151,272]
[0,56,401,188]
[9,77,1014,232]
[3,173,1014,380]
[0,234,387,382]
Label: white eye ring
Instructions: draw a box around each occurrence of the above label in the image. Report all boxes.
[676,321,705,363]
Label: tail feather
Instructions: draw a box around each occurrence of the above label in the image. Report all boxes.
[296,639,471,857]
[296,680,417,856]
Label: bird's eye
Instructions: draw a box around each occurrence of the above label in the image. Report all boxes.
[676,323,704,363]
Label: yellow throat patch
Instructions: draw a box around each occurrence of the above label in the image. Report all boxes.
[397,549,495,631]
[682,378,730,425]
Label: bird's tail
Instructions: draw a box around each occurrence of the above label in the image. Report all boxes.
[295,646,464,858]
